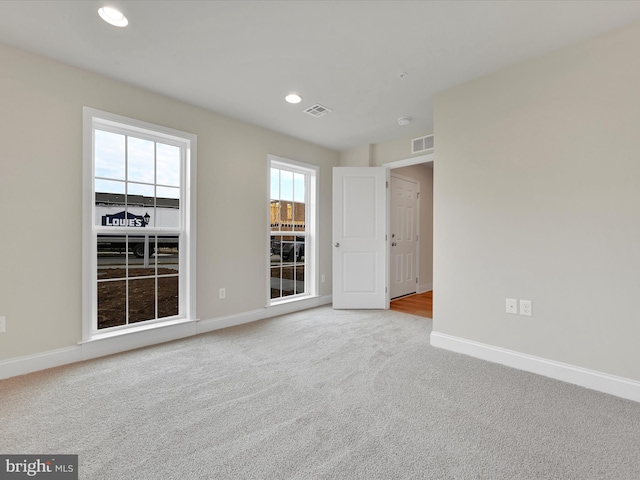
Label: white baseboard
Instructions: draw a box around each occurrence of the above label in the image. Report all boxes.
[0,295,333,381]
[0,347,82,381]
[430,331,640,403]
[197,294,332,334]
[417,283,433,294]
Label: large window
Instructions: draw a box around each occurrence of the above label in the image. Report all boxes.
[269,156,317,303]
[83,108,196,339]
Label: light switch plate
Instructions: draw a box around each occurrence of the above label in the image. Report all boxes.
[506,298,518,315]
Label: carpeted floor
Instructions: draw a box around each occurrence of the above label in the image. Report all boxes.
[1,306,639,479]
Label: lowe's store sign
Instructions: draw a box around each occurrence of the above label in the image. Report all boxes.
[102,211,147,227]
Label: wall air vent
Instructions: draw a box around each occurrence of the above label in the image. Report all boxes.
[304,104,332,118]
[412,134,434,154]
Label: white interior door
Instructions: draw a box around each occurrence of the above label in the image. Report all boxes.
[332,167,388,309]
[390,174,418,299]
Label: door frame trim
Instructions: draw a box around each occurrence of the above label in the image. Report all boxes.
[382,153,434,169]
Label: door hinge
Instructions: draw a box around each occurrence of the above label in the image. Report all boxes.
[385,234,387,241]
[386,181,389,188]
[385,287,387,293]
[417,192,420,199]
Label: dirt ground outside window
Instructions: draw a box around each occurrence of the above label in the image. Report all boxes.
[97,267,178,329]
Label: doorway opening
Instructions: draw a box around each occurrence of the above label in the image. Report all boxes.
[384,153,433,317]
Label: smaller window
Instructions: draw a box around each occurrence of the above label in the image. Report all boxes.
[268,156,318,304]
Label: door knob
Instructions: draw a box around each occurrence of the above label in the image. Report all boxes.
[333,242,340,247]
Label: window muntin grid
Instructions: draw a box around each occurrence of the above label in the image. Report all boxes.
[270,163,312,302]
[93,123,184,331]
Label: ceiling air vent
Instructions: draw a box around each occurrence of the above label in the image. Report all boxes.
[304,104,332,118]
[412,134,434,154]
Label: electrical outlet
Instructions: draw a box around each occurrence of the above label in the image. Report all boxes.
[219,288,226,299]
[0,316,5,333]
[321,274,326,283]
[506,298,518,315]
[520,300,532,316]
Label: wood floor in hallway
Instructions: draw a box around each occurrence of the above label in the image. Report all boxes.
[390,291,432,318]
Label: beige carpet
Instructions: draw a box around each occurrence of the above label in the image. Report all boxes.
[1,306,640,479]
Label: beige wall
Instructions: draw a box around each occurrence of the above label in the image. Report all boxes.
[0,43,338,362]
[338,144,371,167]
[391,164,433,291]
[433,21,640,381]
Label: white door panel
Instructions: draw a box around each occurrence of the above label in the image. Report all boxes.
[333,167,388,309]
[390,174,418,299]
[343,252,376,292]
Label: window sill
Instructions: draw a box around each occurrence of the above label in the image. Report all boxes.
[79,317,198,345]
[269,294,319,307]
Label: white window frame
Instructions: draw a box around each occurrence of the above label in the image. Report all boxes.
[82,107,197,342]
[268,155,318,305]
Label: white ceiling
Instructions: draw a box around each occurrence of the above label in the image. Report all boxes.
[1,1,640,151]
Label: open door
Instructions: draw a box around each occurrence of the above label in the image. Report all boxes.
[332,167,388,309]
[390,174,419,299]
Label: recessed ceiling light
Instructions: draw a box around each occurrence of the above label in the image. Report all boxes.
[397,117,412,126]
[98,6,129,27]
[285,94,302,104]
